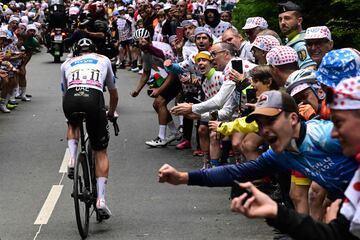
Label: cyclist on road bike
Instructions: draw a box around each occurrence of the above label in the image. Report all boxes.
[61,38,119,219]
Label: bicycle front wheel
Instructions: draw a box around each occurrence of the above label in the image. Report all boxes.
[73,153,91,239]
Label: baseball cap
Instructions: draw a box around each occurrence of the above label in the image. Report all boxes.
[168,35,177,44]
[181,19,199,28]
[304,26,332,41]
[242,17,268,30]
[278,1,302,13]
[329,76,360,110]
[8,15,20,23]
[194,27,212,38]
[316,48,360,87]
[251,35,280,52]
[266,46,298,66]
[246,90,298,123]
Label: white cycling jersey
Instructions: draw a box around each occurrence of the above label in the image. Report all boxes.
[61,53,116,95]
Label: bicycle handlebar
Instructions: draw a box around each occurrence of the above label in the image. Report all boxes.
[112,118,119,136]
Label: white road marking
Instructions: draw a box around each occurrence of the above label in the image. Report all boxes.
[59,148,70,173]
[34,185,63,225]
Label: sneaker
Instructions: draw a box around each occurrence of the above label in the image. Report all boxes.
[176,139,191,150]
[6,103,17,110]
[0,104,10,113]
[138,69,143,74]
[131,67,139,72]
[26,94,32,98]
[21,96,31,102]
[96,198,112,220]
[145,136,167,147]
[192,149,204,157]
[8,100,18,105]
[201,162,211,169]
[166,131,182,144]
[177,125,183,133]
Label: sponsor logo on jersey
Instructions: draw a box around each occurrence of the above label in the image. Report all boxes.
[70,58,98,67]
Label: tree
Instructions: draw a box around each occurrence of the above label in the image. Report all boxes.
[232,0,360,49]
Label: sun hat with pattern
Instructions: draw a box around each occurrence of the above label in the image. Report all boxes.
[304,26,332,41]
[329,76,360,110]
[316,48,360,88]
[251,35,281,52]
[266,46,298,66]
[242,17,268,30]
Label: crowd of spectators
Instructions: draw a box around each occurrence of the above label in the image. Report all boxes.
[2,0,360,239]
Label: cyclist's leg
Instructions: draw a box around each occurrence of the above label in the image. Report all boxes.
[63,89,81,176]
[85,91,111,217]
[67,124,80,168]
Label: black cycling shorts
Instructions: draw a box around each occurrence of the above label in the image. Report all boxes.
[63,87,109,151]
[159,75,182,103]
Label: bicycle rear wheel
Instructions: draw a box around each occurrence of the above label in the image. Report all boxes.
[73,153,91,239]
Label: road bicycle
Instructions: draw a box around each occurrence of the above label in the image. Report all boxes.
[70,112,119,239]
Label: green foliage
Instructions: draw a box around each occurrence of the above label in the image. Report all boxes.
[232,0,360,49]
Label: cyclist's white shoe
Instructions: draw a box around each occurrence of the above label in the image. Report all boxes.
[145,137,167,147]
[67,158,75,179]
[96,198,112,219]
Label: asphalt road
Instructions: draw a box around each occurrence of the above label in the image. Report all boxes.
[0,51,274,240]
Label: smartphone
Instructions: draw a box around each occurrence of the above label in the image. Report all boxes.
[176,27,184,41]
[230,180,253,201]
[246,88,257,104]
[231,59,243,74]
[209,110,218,121]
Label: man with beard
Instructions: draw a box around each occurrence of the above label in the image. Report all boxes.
[278,1,316,69]
[203,5,232,39]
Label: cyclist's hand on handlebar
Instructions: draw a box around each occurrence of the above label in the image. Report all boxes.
[107,111,118,122]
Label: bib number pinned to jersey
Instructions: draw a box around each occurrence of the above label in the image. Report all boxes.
[68,68,102,90]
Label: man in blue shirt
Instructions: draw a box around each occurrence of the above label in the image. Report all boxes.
[158,90,356,198]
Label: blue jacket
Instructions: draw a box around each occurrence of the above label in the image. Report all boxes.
[188,119,357,197]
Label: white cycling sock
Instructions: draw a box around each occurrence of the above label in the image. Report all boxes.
[179,115,184,126]
[158,125,166,140]
[97,177,107,200]
[167,121,177,134]
[68,139,78,167]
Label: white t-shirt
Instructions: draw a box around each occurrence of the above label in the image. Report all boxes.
[61,53,116,94]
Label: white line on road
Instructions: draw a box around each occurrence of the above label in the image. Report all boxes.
[34,185,63,225]
[59,148,70,173]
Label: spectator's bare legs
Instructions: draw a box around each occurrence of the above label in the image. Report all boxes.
[309,182,327,221]
[199,125,210,167]
[209,131,221,166]
[232,132,246,163]
[240,133,264,160]
[290,183,310,214]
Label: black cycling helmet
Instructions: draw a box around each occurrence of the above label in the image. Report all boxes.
[73,38,97,56]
